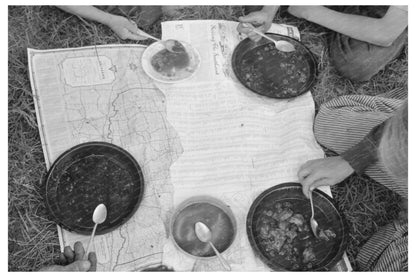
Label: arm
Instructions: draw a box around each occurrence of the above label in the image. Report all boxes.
[288,6,408,47]
[57,6,146,40]
[298,99,407,198]
[57,6,113,25]
[298,120,386,198]
[340,122,385,174]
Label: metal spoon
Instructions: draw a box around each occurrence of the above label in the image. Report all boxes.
[309,191,319,238]
[195,222,231,271]
[241,23,296,52]
[84,203,107,258]
[137,30,186,53]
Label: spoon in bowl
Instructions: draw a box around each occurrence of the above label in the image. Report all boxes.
[195,222,231,271]
[84,203,107,258]
[241,23,296,52]
[309,191,319,238]
[137,30,186,53]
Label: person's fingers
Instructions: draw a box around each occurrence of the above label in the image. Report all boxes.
[301,172,321,198]
[298,164,312,182]
[236,23,251,34]
[247,31,262,42]
[58,252,68,265]
[88,252,97,272]
[63,245,75,263]
[63,260,91,271]
[308,178,330,196]
[73,241,85,261]
[125,20,139,33]
[302,180,311,199]
[298,160,318,180]
[258,23,271,34]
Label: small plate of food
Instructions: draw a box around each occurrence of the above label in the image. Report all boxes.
[141,40,201,83]
[247,183,348,271]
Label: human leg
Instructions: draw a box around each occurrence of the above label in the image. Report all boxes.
[98,6,163,27]
[330,31,407,82]
[137,6,163,27]
[328,6,407,82]
[357,219,407,271]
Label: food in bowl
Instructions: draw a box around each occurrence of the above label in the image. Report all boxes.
[150,43,190,77]
[256,201,337,270]
[239,42,310,98]
[171,200,235,258]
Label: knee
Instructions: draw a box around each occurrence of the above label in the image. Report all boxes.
[330,48,375,82]
[330,37,378,82]
[313,106,338,150]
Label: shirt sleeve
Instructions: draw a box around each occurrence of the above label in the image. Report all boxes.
[340,121,386,174]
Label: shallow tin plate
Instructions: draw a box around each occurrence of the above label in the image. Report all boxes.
[170,196,237,259]
[247,183,348,271]
[141,40,201,83]
[232,34,317,99]
[44,141,144,235]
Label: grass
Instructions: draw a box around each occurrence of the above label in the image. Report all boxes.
[8,5,407,271]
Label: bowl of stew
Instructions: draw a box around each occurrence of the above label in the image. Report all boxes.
[232,34,317,99]
[247,183,348,271]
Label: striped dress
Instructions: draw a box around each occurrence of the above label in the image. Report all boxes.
[313,87,408,271]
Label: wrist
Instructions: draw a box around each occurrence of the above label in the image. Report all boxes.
[336,156,354,176]
[101,13,115,26]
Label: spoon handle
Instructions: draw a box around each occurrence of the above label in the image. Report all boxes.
[251,28,275,42]
[84,223,98,259]
[309,191,315,218]
[137,30,160,42]
[209,241,231,271]
[242,23,274,42]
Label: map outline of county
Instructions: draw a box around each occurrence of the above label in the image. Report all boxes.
[28,45,184,271]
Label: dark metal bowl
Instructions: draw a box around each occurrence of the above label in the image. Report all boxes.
[232,34,317,99]
[44,141,144,235]
[247,183,348,271]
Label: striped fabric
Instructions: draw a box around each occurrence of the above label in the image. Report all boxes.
[313,88,408,271]
[314,87,407,198]
[357,220,408,271]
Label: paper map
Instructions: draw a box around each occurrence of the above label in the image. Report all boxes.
[28,20,350,271]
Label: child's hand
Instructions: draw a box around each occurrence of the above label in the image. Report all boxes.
[237,10,274,41]
[40,241,97,271]
[297,156,354,198]
[107,15,147,41]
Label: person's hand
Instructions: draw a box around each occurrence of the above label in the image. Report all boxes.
[297,156,354,198]
[40,241,97,272]
[237,10,275,41]
[107,15,147,41]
